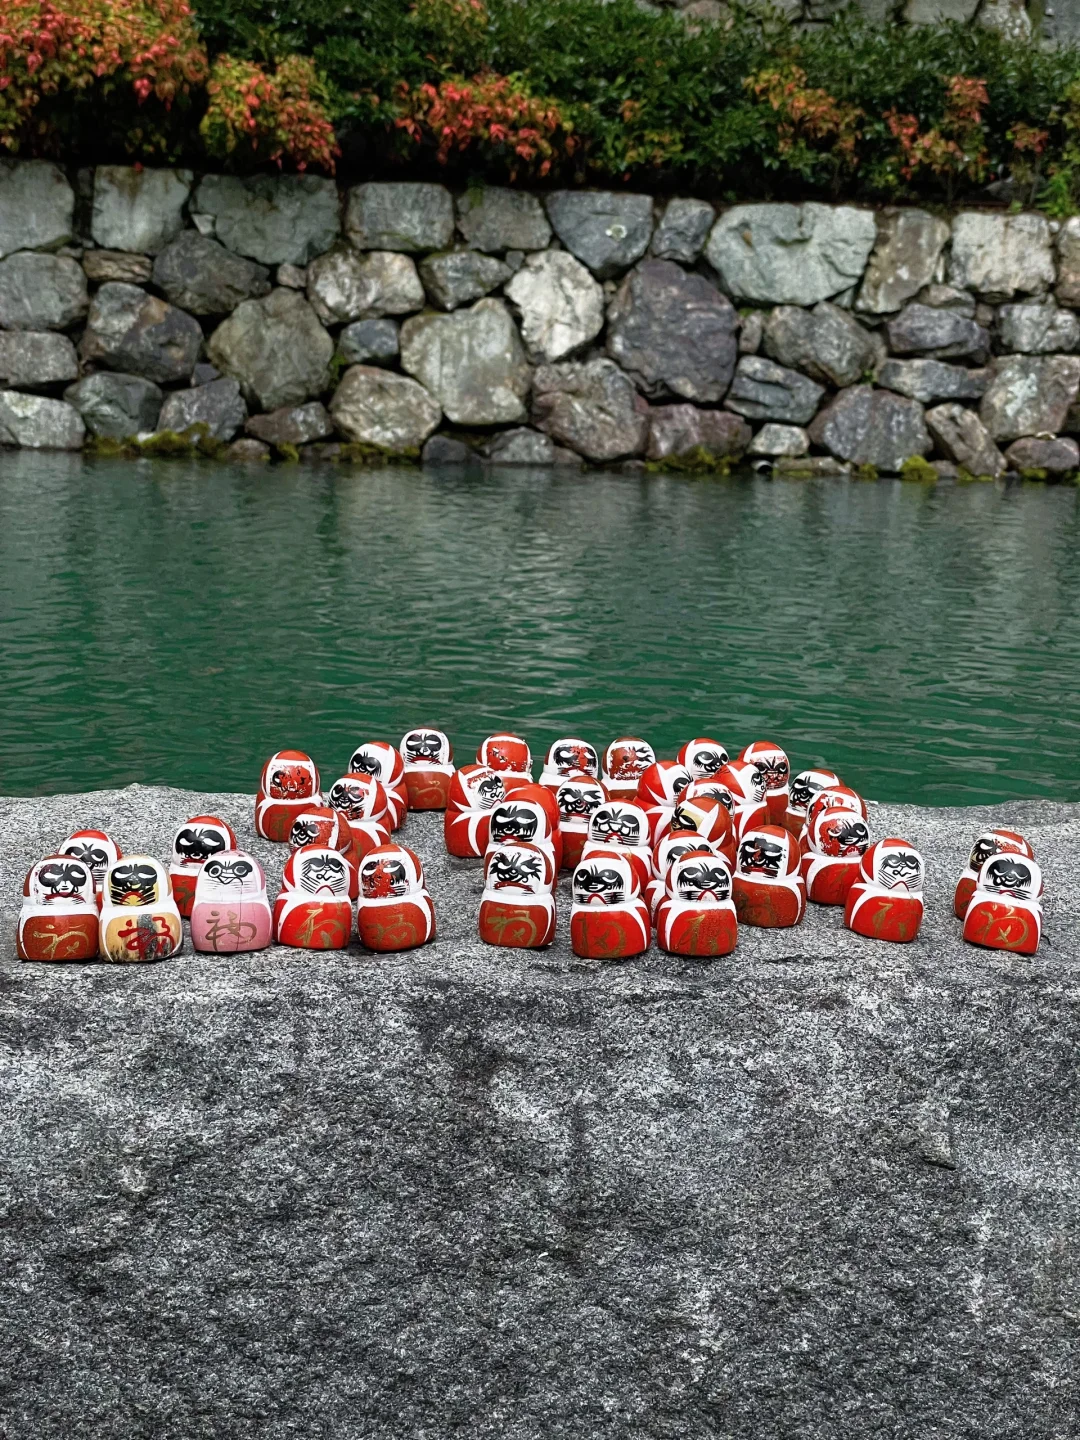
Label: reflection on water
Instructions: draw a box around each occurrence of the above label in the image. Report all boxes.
[1,452,1078,803]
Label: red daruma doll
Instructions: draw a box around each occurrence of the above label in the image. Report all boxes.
[656,851,738,958]
[57,829,122,908]
[581,801,652,895]
[356,844,436,952]
[169,815,237,918]
[570,850,650,961]
[325,773,392,860]
[784,769,841,838]
[962,854,1044,956]
[191,851,273,954]
[478,842,556,949]
[476,733,533,794]
[733,825,805,928]
[647,831,720,918]
[715,761,768,839]
[665,794,736,868]
[602,737,656,802]
[539,738,600,792]
[274,845,353,951]
[636,760,693,844]
[801,805,871,905]
[555,774,608,870]
[845,839,925,943]
[487,786,562,874]
[18,854,99,961]
[444,764,506,859]
[399,729,454,811]
[256,750,320,842]
[738,741,790,824]
[99,856,183,962]
[348,741,407,831]
[953,830,1034,919]
[677,737,729,781]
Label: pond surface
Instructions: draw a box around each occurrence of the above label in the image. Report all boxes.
[2,453,1079,805]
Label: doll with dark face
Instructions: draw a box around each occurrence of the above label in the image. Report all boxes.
[656,850,738,958]
[478,841,556,949]
[953,829,1035,919]
[845,838,925,943]
[800,786,867,854]
[732,825,806,928]
[348,742,407,830]
[784,769,841,837]
[18,854,99,961]
[801,804,871,906]
[192,851,273,954]
[444,764,506,859]
[715,761,769,840]
[580,801,652,895]
[962,854,1044,955]
[169,815,237,917]
[326,773,392,860]
[356,844,436,951]
[647,831,720,919]
[636,760,693,844]
[487,784,563,874]
[57,829,122,909]
[256,750,321,842]
[399,729,455,811]
[570,850,650,961]
[274,845,353,950]
[100,855,183,962]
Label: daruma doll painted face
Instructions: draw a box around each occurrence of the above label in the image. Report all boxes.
[399,729,454,811]
[18,854,99,961]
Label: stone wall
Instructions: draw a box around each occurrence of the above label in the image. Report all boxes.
[4,158,1080,479]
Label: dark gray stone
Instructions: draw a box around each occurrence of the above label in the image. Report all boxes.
[762,301,877,388]
[545,192,654,279]
[245,402,334,447]
[1004,435,1080,475]
[808,385,931,472]
[207,290,333,413]
[0,331,78,389]
[192,174,341,266]
[916,284,977,317]
[724,356,825,425]
[925,403,1006,478]
[876,359,990,405]
[480,427,556,466]
[532,358,648,461]
[649,198,715,264]
[64,372,163,438]
[419,251,513,311]
[646,404,751,462]
[0,159,74,259]
[79,282,203,385]
[421,434,472,466]
[338,318,400,367]
[0,252,88,330]
[606,259,738,402]
[455,188,552,253]
[157,379,247,443]
[151,232,271,316]
[345,183,454,253]
[191,363,220,386]
[856,209,950,314]
[886,304,990,362]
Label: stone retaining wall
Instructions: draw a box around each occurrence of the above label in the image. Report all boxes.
[4,159,1080,479]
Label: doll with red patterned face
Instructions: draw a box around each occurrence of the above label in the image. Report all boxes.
[647,831,720,918]
[539,738,599,792]
[99,856,183,962]
[714,761,769,839]
[801,805,871,905]
[636,760,693,844]
[256,750,321,842]
[733,825,806,928]
[555,774,608,870]
[953,830,1034,919]
[784,769,842,837]
[348,742,407,830]
[356,844,436,952]
[478,841,556,949]
[57,829,122,909]
[191,851,273,954]
[962,854,1043,955]
[169,815,237,918]
[844,839,925,943]
[399,729,455,811]
[326,774,392,860]
[18,855,99,961]
[664,794,736,867]
[570,850,650,961]
[274,845,353,951]
[656,850,738,958]
[602,738,656,801]
[487,790,561,876]
[800,786,867,853]
[581,801,652,895]
[738,741,790,823]
[444,765,506,859]
[677,738,730,781]
[476,734,533,793]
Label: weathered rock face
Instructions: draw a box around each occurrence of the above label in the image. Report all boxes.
[419,251,513,311]
[151,233,271,316]
[533,359,648,461]
[337,318,400,367]
[0,160,73,259]
[245,402,334,448]
[0,253,88,330]
[545,192,654,279]
[455,188,552,253]
[0,391,85,448]
[925,403,1006,477]
[192,175,341,266]
[738,312,763,355]
[63,372,163,438]
[1056,217,1080,308]
[82,251,153,285]
[421,433,472,466]
[306,249,425,325]
[329,366,441,451]
[0,331,78,389]
[479,427,556,466]
[505,251,604,363]
[208,289,333,412]
[400,299,531,426]
[809,385,931,471]
[1004,435,1080,475]
[90,167,192,255]
[904,0,979,19]
[606,259,738,402]
[345,183,454,253]
[949,212,1055,300]
[886,304,989,362]
[80,282,203,385]
[856,209,950,314]
[706,203,877,306]
[724,356,824,425]
[747,422,809,457]
[876,359,989,404]
[649,198,715,264]
[646,404,751,462]
[762,301,877,388]
[980,355,1080,442]
[996,300,1080,355]
[158,379,247,442]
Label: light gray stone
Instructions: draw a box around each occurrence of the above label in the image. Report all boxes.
[886,304,990,362]
[400,299,530,426]
[0,160,74,259]
[207,290,333,413]
[646,405,751,462]
[997,300,1080,355]
[276,264,306,290]
[222,437,271,463]
[980,355,1080,442]
[422,434,472,466]
[1004,436,1079,475]
[345,183,454,253]
[158,379,247,442]
[306,249,424,325]
[63,372,162,438]
[0,331,78,389]
[949,212,1055,301]
[904,0,979,23]
[977,0,1031,40]
[329,366,441,452]
[723,355,824,425]
[1056,217,1080,308]
[338,318,400,367]
[808,385,931,472]
[916,284,977,318]
[455,188,552,253]
[606,259,738,402]
[876,359,989,405]
[772,455,853,477]
[545,192,654,279]
[480,428,556,466]
[192,175,341,266]
[532,359,648,461]
[245,402,334,447]
[90,167,192,255]
[151,232,271,316]
[80,282,202,385]
[747,423,809,457]
[762,301,877,388]
[649,199,715,264]
[705,203,876,306]
[857,209,950,314]
[738,312,763,355]
[82,250,153,285]
[505,251,604,363]
[0,391,84,448]
[0,252,88,330]
[419,251,512,311]
[925,403,1006,478]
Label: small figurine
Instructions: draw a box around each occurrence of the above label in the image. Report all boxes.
[399,728,455,810]
[169,814,237,918]
[844,839,925,943]
[676,738,730,781]
[647,831,720,918]
[18,854,99,961]
[191,851,273,954]
[636,760,693,843]
[57,829,122,906]
[478,842,556,949]
[665,794,736,866]
[476,733,533,793]
[682,777,735,814]
[273,845,353,950]
[99,855,183,962]
[539,738,600,791]
[953,830,1035,919]
[714,761,769,839]
[962,853,1043,955]
[581,801,653,894]
[348,741,408,830]
[738,741,790,823]
[656,851,738,958]
[801,805,871,905]
[326,773,392,858]
[570,849,650,961]
[444,764,506,859]
[602,737,657,801]
[255,750,321,842]
[800,785,867,853]
[732,825,806,928]
[356,844,436,951]
[487,790,562,875]
[784,769,842,837]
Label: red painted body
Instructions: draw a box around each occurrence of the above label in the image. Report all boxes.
[255,750,320,841]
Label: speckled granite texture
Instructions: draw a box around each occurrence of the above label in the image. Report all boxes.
[1,786,1079,1439]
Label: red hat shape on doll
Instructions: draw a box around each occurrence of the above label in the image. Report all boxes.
[18,854,99,962]
[541,738,599,785]
[804,785,867,835]
[668,795,734,853]
[682,777,735,813]
[288,805,351,854]
[953,829,1035,918]
[57,829,122,893]
[738,741,789,794]
[677,738,730,780]
[636,761,692,810]
[809,807,871,859]
[477,733,532,776]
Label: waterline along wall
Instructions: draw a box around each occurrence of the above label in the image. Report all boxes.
[4,160,1080,479]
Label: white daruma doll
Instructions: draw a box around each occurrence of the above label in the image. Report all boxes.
[399,728,455,811]
[539,738,599,792]
[57,828,122,907]
[555,774,608,871]
[99,855,183,962]
[962,854,1044,956]
[581,801,653,895]
[647,830,719,918]
[478,842,556,949]
[191,851,273,954]
[18,854,99,961]
[953,830,1034,920]
[801,804,871,905]
[677,737,729,781]
[325,773,392,859]
[784,769,841,837]
[348,741,407,830]
[486,786,562,874]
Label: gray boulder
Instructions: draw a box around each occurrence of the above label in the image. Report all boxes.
[329,367,441,452]
[245,403,334,447]
[222,437,271,463]
[208,290,333,412]
[0,253,88,330]
[977,0,1031,41]
[0,160,74,259]
[545,192,653,279]
[82,251,154,285]
[91,167,192,255]
[338,319,400,367]
[64,372,163,438]
[925,403,1006,478]
[80,282,202,385]
[480,428,557,466]
[0,392,84,449]
[762,301,877,389]
[949,212,1054,301]
[455,188,551,253]
[192,175,341,266]
[646,405,751,462]
[151,232,271,316]
[980,355,1080,442]
[0,332,78,389]
[532,359,648,461]
[808,386,931,472]
[606,259,738,402]
[306,249,424,325]
[1004,436,1080,476]
[422,434,473,466]
[915,284,977,318]
[505,251,603,363]
[399,299,530,426]
[1056,217,1080,308]
[997,300,1080,355]
[886,304,989,362]
[705,203,876,306]
[904,0,980,18]
[158,379,247,442]
[856,210,950,314]
[723,356,824,425]
[419,251,512,311]
[876,359,989,405]
[345,183,453,253]
[649,199,715,265]
[747,423,810,457]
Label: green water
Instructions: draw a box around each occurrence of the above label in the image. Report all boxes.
[2,452,1079,804]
